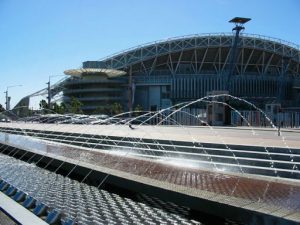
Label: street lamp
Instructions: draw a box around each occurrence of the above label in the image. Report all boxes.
[4,85,22,111]
[47,75,65,109]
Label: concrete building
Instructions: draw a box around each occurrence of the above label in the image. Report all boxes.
[63,33,300,115]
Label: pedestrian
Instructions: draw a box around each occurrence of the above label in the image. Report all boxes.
[129,123,134,130]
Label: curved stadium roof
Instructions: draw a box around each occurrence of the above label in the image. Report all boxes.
[98,33,300,76]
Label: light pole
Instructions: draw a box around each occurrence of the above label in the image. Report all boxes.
[226,17,251,91]
[4,85,22,111]
[47,75,65,109]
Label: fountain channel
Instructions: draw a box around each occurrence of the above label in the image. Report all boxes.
[0,95,300,225]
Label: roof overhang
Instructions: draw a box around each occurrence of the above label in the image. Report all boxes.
[64,68,126,78]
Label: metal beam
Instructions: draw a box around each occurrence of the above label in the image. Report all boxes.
[198,48,208,73]
[263,53,274,74]
[243,49,254,74]
[175,51,183,74]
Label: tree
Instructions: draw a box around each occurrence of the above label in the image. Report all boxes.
[15,106,33,118]
[93,106,108,115]
[134,104,143,116]
[59,102,67,114]
[0,104,4,112]
[69,97,83,114]
[52,102,66,114]
[111,102,123,115]
[39,99,49,114]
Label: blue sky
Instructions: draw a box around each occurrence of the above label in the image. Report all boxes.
[0,0,300,108]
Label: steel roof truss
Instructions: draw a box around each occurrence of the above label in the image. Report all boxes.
[255,39,265,50]
[198,48,208,74]
[170,41,183,52]
[189,50,197,74]
[209,37,220,47]
[175,51,183,74]
[243,49,255,74]
[265,42,274,52]
[157,43,170,54]
[149,57,157,76]
[127,51,140,64]
[219,47,222,74]
[235,64,240,75]
[212,48,220,74]
[196,37,209,48]
[243,38,255,48]
[183,39,195,49]
[142,46,157,58]
[140,61,148,75]
[240,48,244,75]
[221,48,231,73]
[98,35,299,78]
[283,46,292,58]
[167,54,175,75]
[194,49,198,74]
[275,43,283,54]
[263,53,275,74]
[220,36,232,46]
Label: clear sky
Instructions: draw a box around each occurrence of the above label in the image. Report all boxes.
[0,0,300,108]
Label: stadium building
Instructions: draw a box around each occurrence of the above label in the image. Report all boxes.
[63,23,300,116]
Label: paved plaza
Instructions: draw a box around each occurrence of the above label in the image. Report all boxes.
[0,123,300,149]
[0,122,300,224]
[0,123,300,224]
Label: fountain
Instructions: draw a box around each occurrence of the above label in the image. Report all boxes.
[0,95,300,225]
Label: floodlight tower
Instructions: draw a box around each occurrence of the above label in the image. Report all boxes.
[4,85,22,111]
[226,17,251,91]
[47,80,51,109]
[47,75,65,109]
